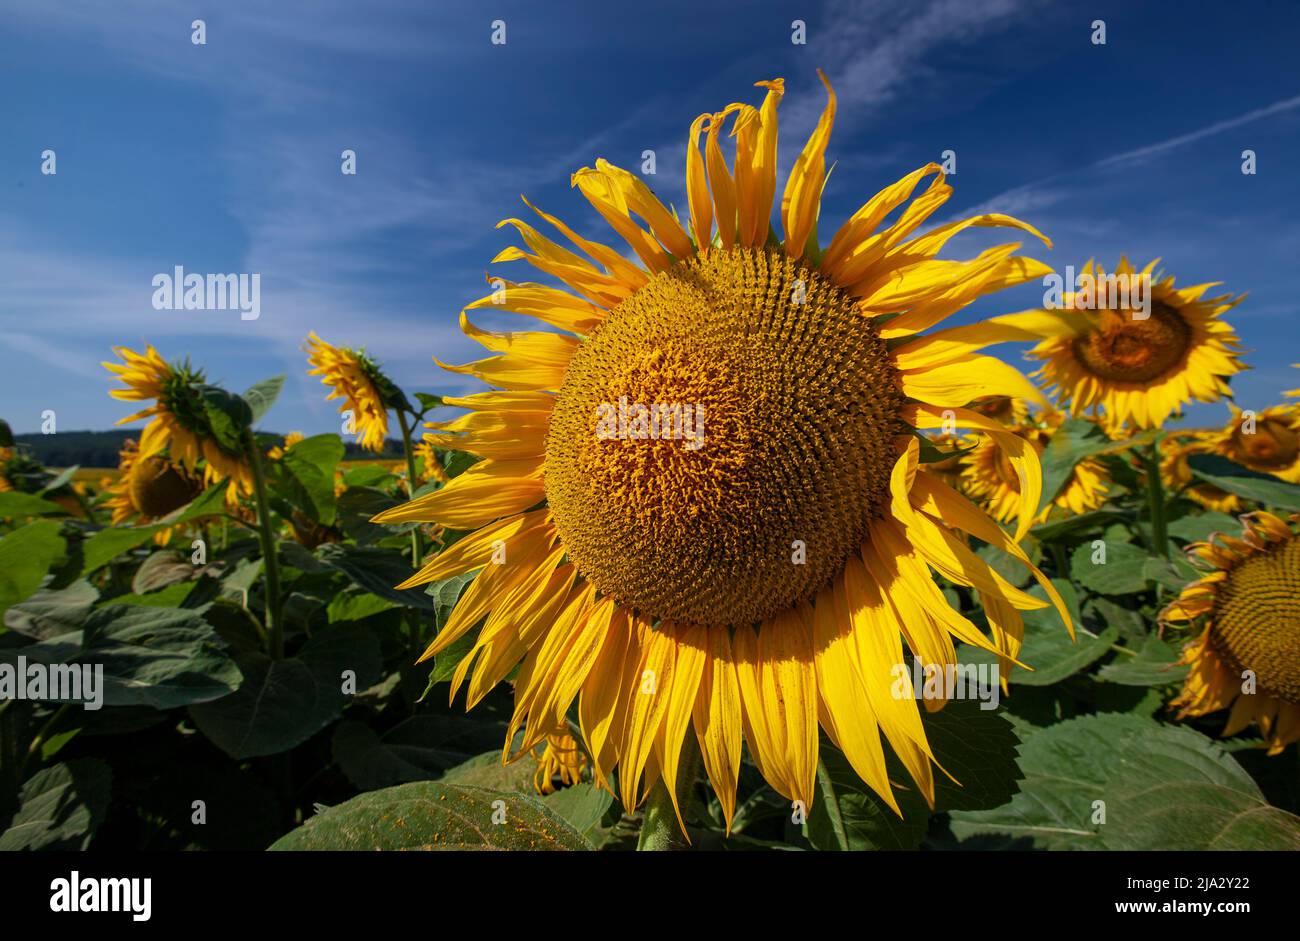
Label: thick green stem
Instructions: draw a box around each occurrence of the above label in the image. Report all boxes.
[637,735,700,850]
[243,427,284,659]
[396,409,422,569]
[1143,440,1169,559]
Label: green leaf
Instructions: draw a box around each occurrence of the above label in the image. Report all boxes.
[1030,509,1127,542]
[315,543,433,610]
[278,433,345,526]
[807,700,1021,850]
[1070,539,1152,594]
[1097,635,1189,686]
[544,783,614,839]
[38,466,79,496]
[0,491,68,519]
[962,579,1104,687]
[1,604,242,709]
[189,624,381,759]
[1141,554,1200,592]
[242,375,285,424]
[77,482,227,574]
[269,781,592,850]
[1188,453,1300,511]
[1036,419,1145,515]
[0,520,66,618]
[414,392,445,414]
[131,549,199,594]
[1167,511,1240,544]
[199,384,253,452]
[0,759,112,851]
[950,713,1300,850]
[4,581,98,640]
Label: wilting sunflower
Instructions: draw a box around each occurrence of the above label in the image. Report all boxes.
[102,438,205,542]
[305,333,395,453]
[375,73,1072,826]
[1206,404,1300,483]
[1015,258,1245,431]
[1162,512,1300,755]
[963,409,1110,524]
[1159,434,1241,513]
[103,345,253,501]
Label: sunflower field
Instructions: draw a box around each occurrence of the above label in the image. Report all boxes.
[3,72,1300,859]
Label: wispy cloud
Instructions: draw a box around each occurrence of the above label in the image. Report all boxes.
[1097,93,1300,169]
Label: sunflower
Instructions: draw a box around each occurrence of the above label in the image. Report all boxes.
[102,438,206,543]
[1159,434,1241,513]
[305,333,394,453]
[413,440,449,485]
[267,431,305,461]
[1162,512,1300,755]
[963,410,1110,524]
[374,73,1072,827]
[1015,258,1245,431]
[103,345,253,501]
[1206,404,1300,483]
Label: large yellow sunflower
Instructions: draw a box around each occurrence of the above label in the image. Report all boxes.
[962,410,1110,524]
[375,73,1072,827]
[102,438,206,544]
[103,345,253,501]
[1017,258,1245,430]
[1162,511,1300,755]
[305,333,392,453]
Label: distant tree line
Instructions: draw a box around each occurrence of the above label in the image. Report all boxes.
[15,430,405,467]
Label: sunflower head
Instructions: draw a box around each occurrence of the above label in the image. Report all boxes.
[376,72,1072,824]
[1162,511,1300,755]
[1022,258,1245,431]
[1212,404,1300,482]
[962,410,1109,524]
[306,333,402,453]
[103,345,253,501]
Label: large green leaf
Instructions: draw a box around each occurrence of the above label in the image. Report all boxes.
[1,604,242,709]
[77,482,227,574]
[1036,419,1150,516]
[189,624,381,759]
[1097,635,1189,686]
[0,759,112,850]
[950,713,1300,850]
[269,781,592,850]
[0,520,66,617]
[278,433,345,526]
[1070,540,1152,595]
[0,491,68,519]
[1188,453,1300,511]
[4,580,98,640]
[315,543,433,610]
[807,700,1021,850]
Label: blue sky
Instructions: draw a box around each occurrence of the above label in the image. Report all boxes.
[3,0,1299,439]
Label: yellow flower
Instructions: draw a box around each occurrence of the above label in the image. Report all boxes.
[1159,434,1241,513]
[1015,258,1245,431]
[962,410,1110,524]
[267,431,305,461]
[1162,512,1300,755]
[305,333,391,453]
[531,727,587,795]
[413,440,449,485]
[103,345,253,501]
[103,438,205,543]
[1207,404,1300,483]
[375,73,1072,828]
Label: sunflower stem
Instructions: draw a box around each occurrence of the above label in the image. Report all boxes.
[636,737,700,851]
[243,427,285,659]
[396,408,422,570]
[1143,440,1169,559]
